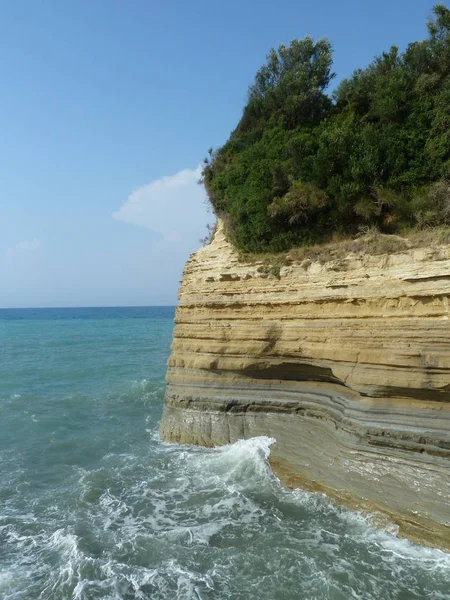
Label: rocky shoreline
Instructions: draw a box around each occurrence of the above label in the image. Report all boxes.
[160,223,450,552]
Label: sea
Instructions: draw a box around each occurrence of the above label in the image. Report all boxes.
[1,306,449,600]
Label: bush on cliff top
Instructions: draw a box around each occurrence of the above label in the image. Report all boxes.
[202,4,450,253]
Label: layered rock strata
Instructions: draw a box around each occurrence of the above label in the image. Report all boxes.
[160,223,450,551]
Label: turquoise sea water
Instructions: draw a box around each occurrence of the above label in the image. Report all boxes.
[1,307,449,600]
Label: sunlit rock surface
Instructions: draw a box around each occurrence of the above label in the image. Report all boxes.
[160,222,450,551]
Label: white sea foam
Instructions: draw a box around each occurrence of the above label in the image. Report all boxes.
[2,431,450,599]
[0,570,16,595]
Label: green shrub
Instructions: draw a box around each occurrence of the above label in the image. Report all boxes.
[268,181,328,224]
[202,5,450,252]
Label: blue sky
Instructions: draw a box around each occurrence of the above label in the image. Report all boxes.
[0,0,439,307]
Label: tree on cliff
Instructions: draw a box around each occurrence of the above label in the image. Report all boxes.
[202,4,450,253]
[245,37,334,129]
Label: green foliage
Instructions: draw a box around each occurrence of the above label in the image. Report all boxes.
[247,36,334,129]
[202,4,450,252]
[268,181,328,224]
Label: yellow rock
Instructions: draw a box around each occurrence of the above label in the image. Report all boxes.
[160,221,450,552]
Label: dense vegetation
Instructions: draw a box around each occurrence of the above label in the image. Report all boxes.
[202,5,450,252]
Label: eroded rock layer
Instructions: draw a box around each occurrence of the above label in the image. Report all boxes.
[160,224,450,551]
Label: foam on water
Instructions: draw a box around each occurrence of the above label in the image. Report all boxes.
[4,430,450,600]
[1,307,450,599]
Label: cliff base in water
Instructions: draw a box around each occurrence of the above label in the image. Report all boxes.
[160,224,450,552]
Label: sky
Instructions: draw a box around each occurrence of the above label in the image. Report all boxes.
[0,0,440,307]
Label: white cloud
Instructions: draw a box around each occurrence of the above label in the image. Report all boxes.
[113,165,211,242]
[4,238,42,258]
[15,238,41,251]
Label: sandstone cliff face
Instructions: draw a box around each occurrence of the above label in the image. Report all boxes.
[160,223,450,551]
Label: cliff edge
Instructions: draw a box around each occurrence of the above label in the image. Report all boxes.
[160,222,450,551]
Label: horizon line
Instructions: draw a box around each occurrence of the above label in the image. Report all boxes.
[0,305,176,310]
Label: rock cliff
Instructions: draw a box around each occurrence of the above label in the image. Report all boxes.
[160,223,450,551]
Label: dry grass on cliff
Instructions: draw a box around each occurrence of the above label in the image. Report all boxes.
[238,226,450,268]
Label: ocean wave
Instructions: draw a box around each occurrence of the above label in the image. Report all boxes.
[2,433,450,599]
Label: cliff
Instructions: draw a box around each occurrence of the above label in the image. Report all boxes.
[160,222,450,552]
